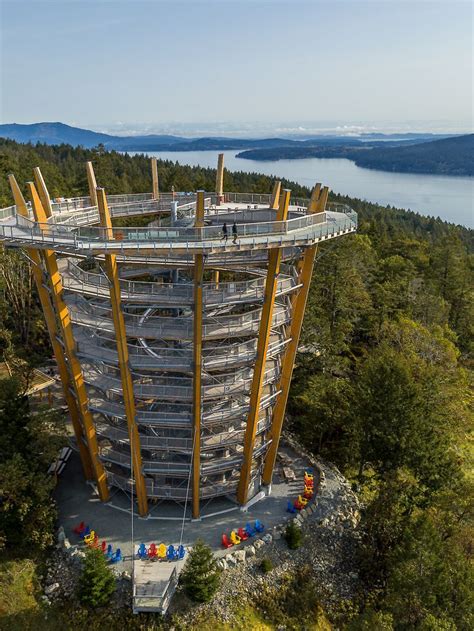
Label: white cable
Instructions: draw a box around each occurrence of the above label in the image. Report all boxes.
[179,425,196,547]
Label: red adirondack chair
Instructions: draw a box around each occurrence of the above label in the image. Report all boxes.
[73,521,85,535]
[101,540,107,553]
[221,533,233,548]
[148,543,158,559]
[238,527,249,541]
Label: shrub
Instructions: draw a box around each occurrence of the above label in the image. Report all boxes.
[285,522,302,549]
[79,548,116,607]
[261,558,273,573]
[179,539,221,603]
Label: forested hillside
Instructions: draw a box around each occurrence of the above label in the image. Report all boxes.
[238,133,474,176]
[0,139,472,629]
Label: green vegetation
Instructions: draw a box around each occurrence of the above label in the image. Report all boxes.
[284,522,303,550]
[255,566,329,631]
[260,558,273,573]
[78,548,116,608]
[0,375,64,551]
[0,139,472,628]
[179,540,221,603]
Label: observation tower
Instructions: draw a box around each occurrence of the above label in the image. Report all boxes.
[0,156,357,519]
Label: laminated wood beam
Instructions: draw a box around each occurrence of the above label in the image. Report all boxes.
[192,190,205,518]
[8,174,94,480]
[86,162,98,207]
[27,181,109,501]
[96,188,149,516]
[262,185,329,485]
[151,158,159,200]
[237,189,291,505]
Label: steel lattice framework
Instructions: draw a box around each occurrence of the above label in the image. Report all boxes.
[1,156,357,518]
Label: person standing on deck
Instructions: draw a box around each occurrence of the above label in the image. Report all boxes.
[232,221,238,244]
[221,222,228,242]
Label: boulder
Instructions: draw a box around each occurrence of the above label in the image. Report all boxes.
[262,534,273,544]
[245,545,256,557]
[44,583,59,596]
[233,549,246,563]
[254,539,265,550]
[217,558,228,570]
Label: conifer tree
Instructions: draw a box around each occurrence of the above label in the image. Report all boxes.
[179,539,221,603]
[79,548,116,607]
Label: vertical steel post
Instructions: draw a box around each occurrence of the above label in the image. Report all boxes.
[86,162,98,207]
[192,190,205,518]
[237,190,291,505]
[27,181,109,501]
[151,158,159,200]
[8,174,94,481]
[262,186,329,485]
[96,188,149,516]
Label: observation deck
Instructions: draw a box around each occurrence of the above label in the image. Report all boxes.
[1,157,356,518]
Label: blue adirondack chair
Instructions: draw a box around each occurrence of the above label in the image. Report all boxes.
[245,522,256,537]
[166,545,176,561]
[177,544,185,560]
[287,500,297,513]
[137,543,147,559]
[111,548,122,563]
[105,543,113,558]
[255,519,265,533]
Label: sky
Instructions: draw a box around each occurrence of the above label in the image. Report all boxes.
[0,0,472,135]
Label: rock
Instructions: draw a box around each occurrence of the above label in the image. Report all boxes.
[57,527,66,544]
[217,558,228,570]
[233,549,246,563]
[44,583,59,595]
[121,571,132,580]
[273,531,281,541]
[245,545,256,557]
[62,538,71,549]
[254,539,265,550]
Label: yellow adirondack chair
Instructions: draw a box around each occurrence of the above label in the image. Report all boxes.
[230,530,241,545]
[157,543,167,559]
[84,530,96,545]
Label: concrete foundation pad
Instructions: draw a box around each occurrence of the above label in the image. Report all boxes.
[55,442,317,572]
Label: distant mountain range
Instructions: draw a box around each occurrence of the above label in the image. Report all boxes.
[0,121,451,150]
[0,122,471,176]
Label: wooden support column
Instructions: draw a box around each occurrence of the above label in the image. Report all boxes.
[262,185,329,485]
[96,188,148,516]
[27,181,109,502]
[215,153,224,205]
[151,158,159,200]
[237,189,291,505]
[33,167,53,217]
[269,180,282,210]
[8,174,94,481]
[212,270,220,289]
[192,190,205,518]
[86,162,98,207]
